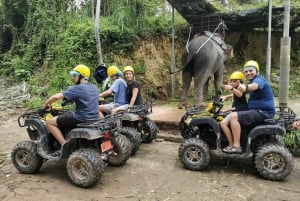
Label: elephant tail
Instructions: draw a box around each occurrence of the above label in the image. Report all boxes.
[169,52,193,74]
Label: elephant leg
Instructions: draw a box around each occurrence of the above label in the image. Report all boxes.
[179,70,192,109]
[203,79,209,101]
[193,76,206,107]
[213,63,224,97]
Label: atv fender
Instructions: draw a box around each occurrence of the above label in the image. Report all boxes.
[24,118,49,143]
[246,124,286,153]
[189,117,222,150]
[122,113,140,121]
[66,128,104,142]
[190,117,220,134]
[248,124,286,139]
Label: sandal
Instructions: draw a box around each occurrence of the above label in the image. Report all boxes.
[222,145,233,152]
[223,146,242,154]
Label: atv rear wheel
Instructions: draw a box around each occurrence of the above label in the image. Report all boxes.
[119,127,142,156]
[178,138,211,171]
[254,144,294,181]
[67,148,105,188]
[141,119,158,143]
[108,134,131,166]
[11,141,43,174]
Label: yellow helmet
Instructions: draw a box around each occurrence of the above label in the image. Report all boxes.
[70,64,90,78]
[123,66,134,74]
[107,65,120,77]
[244,60,260,72]
[230,71,244,80]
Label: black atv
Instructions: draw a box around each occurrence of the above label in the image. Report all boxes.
[11,104,131,188]
[122,100,158,144]
[99,97,144,156]
[178,91,294,181]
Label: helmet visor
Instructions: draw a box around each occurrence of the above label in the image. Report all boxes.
[70,70,80,77]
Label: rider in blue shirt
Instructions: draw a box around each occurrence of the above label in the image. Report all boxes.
[44,64,99,156]
[99,66,128,118]
[223,60,275,154]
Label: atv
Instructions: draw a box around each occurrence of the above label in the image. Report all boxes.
[122,100,158,144]
[11,103,131,188]
[99,97,144,155]
[178,91,294,181]
[275,106,300,156]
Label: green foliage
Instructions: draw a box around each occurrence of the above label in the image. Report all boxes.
[284,130,300,148]
[1,0,300,104]
[100,19,136,56]
[11,56,31,79]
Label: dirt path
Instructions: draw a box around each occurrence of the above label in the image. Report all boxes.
[1,113,300,201]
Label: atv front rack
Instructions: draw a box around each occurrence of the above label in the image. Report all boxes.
[185,106,206,115]
[77,111,124,130]
[18,112,41,127]
[18,109,71,127]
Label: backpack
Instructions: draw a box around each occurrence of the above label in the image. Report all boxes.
[93,64,108,84]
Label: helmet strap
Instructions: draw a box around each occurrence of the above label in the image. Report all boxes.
[76,75,84,85]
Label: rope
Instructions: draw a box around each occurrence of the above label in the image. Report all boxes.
[194,21,223,54]
[171,20,225,75]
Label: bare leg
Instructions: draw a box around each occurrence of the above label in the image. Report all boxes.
[111,107,123,115]
[99,105,105,119]
[220,119,233,146]
[45,117,65,145]
[229,112,241,148]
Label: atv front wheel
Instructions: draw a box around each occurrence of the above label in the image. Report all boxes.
[119,127,142,156]
[11,141,43,174]
[67,148,105,188]
[141,119,158,143]
[254,144,294,181]
[178,138,211,171]
[108,134,131,166]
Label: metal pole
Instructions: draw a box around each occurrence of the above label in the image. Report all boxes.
[95,0,103,65]
[171,7,176,97]
[266,0,272,82]
[278,0,291,110]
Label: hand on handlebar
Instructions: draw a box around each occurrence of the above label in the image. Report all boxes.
[220,96,226,102]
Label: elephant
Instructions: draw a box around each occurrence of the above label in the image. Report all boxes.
[178,31,234,109]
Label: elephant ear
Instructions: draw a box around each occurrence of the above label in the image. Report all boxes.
[221,44,231,51]
[222,44,233,59]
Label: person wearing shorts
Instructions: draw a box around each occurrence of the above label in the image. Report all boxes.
[99,65,128,118]
[220,71,247,152]
[44,64,99,156]
[223,60,275,154]
[111,65,144,114]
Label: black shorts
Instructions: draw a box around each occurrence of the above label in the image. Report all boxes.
[57,113,82,132]
[237,109,271,126]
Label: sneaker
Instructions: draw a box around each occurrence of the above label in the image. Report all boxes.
[223,146,242,154]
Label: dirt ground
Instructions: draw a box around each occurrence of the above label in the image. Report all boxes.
[0,113,300,201]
